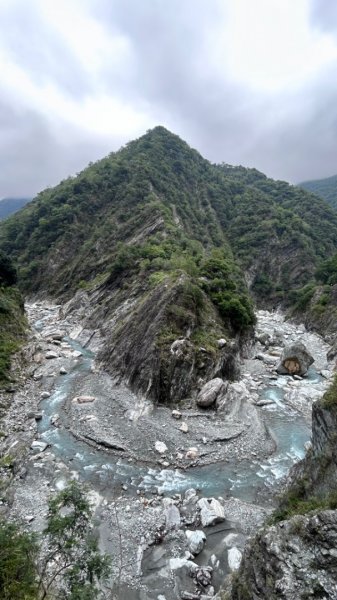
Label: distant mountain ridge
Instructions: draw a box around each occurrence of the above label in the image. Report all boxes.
[0,197,32,220]
[299,173,337,211]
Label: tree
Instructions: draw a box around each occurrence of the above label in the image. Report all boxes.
[0,250,17,286]
[0,521,39,600]
[38,481,111,600]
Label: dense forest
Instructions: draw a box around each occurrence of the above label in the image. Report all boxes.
[1,127,337,312]
[0,251,26,385]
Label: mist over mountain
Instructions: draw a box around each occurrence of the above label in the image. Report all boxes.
[0,197,31,220]
[299,173,337,212]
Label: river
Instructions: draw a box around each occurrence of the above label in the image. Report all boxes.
[17,303,333,598]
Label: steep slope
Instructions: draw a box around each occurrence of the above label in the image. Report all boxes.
[299,173,337,211]
[1,127,337,401]
[0,252,26,385]
[1,128,337,304]
[228,379,337,600]
[0,197,31,220]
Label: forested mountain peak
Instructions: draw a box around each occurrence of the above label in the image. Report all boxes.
[1,127,337,349]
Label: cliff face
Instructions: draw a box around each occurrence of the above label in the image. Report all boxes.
[230,510,337,600]
[229,389,337,600]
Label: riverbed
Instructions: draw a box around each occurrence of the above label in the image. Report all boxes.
[5,303,334,599]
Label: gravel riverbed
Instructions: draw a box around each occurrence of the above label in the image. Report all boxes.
[0,302,334,599]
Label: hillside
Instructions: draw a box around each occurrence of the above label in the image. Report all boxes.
[1,126,337,400]
[0,197,31,220]
[299,173,337,211]
[1,128,337,303]
[0,251,26,386]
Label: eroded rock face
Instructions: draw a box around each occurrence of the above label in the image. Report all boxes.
[276,342,314,375]
[196,378,225,407]
[231,511,337,600]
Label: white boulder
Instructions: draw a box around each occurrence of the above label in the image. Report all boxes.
[185,529,206,555]
[197,497,225,527]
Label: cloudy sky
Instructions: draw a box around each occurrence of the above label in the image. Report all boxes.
[1,0,337,198]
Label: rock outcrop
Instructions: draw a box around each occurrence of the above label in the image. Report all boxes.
[231,511,337,599]
[228,382,337,600]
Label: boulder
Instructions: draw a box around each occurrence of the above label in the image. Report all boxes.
[27,411,43,420]
[155,440,168,454]
[45,350,59,359]
[59,366,68,375]
[184,488,198,504]
[320,369,331,379]
[276,342,314,376]
[72,395,95,404]
[195,566,213,587]
[165,504,181,529]
[40,391,51,399]
[228,547,242,571]
[217,338,227,348]
[169,557,198,574]
[217,380,250,411]
[50,414,59,427]
[185,447,199,460]
[31,440,48,452]
[196,378,224,407]
[256,331,271,347]
[172,409,182,419]
[185,529,206,555]
[197,498,225,527]
[179,422,189,433]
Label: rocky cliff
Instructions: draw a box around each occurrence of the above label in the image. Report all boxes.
[227,381,337,600]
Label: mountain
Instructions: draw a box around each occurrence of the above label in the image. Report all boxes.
[0,197,32,220]
[1,126,337,401]
[299,173,337,211]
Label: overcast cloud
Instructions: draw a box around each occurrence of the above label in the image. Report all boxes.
[1,0,337,198]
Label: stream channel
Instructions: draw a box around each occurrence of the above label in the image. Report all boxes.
[36,328,317,501]
[29,306,332,597]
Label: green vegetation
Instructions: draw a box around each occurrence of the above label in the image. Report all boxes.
[288,282,316,312]
[315,252,337,285]
[299,173,337,211]
[0,253,26,385]
[0,481,111,600]
[0,521,38,600]
[321,373,337,409]
[271,478,337,524]
[1,126,337,316]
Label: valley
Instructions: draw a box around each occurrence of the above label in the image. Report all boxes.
[1,298,333,599]
[1,128,337,598]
